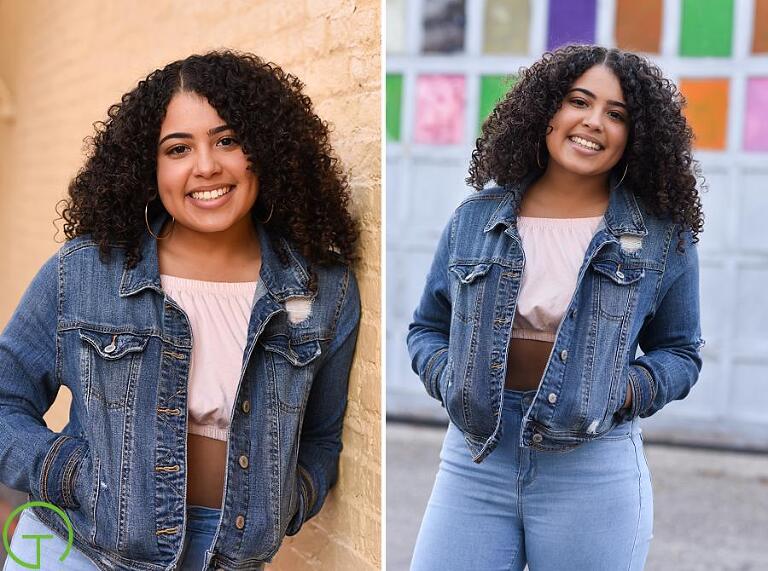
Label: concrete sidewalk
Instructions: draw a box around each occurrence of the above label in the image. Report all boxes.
[387,422,768,571]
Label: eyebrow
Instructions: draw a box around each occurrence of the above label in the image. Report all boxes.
[158,124,232,146]
[567,87,627,108]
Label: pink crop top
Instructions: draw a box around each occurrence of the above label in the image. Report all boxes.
[160,274,263,441]
[511,216,604,342]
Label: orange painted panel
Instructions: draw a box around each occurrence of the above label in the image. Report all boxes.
[615,0,662,53]
[753,0,768,53]
[680,78,729,150]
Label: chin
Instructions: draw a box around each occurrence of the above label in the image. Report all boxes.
[559,163,599,177]
[183,218,240,234]
[560,160,612,178]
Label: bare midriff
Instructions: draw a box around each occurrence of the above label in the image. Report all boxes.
[186,433,227,508]
[504,338,554,390]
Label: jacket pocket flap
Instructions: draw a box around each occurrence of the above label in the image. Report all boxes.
[590,259,644,285]
[262,335,322,367]
[78,329,150,360]
[449,263,491,284]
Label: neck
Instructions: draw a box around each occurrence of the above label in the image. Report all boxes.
[158,215,261,265]
[522,163,611,217]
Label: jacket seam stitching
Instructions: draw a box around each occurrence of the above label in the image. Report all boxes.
[637,364,657,405]
[650,223,676,315]
[61,445,84,508]
[424,348,448,398]
[59,240,99,259]
[40,435,69,503]
[297,463,316,513]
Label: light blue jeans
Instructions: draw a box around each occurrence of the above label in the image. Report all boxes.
[411,389,654,571]
[3,505,221,570]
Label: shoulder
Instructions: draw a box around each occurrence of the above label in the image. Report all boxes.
[59,234,130,263]
[446,185,511,235]
[314,261,360,308]
[455,186,508,214]
[311,261,360,344]
[636,205,698,283]
[636,200,696,253]
[60,234,98,257]
[57,235,137,283]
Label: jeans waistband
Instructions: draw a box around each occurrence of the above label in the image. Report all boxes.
[186,504,221,533]
[503,388,537,411]
[502,388,638,437]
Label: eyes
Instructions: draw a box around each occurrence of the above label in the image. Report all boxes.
[569,97,626,122]
[164,136,240,157]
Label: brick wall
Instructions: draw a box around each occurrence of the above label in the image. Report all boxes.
[0,1,381,569]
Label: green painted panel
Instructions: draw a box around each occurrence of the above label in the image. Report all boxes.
[387,74,404,142]
[680,0,733,57]
[479,75,516,132]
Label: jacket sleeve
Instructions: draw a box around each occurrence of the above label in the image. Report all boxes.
[406,215,453,404]
[286,267,360,536]
[0,252,88,509]
[627,229,704,418]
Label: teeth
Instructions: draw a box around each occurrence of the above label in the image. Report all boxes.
[570,136,602,151]
[190,186,232,201]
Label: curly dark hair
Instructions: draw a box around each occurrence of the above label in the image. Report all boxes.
[58,49,357,269]
[468,44,703,245]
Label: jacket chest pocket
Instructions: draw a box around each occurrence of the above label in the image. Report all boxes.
[261,334,323,412]
[78,329,150,410]
[590,258,645,321]
[449,262,492,324]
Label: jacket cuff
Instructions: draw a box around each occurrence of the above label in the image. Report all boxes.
[424,348,449,403]
[285,464,317,536]
[628,365,656,418]
[38,435,88,509]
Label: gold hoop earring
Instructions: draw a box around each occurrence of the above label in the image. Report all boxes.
[256,203,274,224]
[612,163,629,190]
[536,141,546,170]
[144,202,174,240]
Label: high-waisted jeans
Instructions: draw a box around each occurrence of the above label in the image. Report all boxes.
[411,389,654,571]
[3,504,223,570]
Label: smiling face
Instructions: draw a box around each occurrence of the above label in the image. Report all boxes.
[544,65,630,178]
[156,91,259,236]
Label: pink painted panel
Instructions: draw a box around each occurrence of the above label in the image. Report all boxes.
[414,74,466,144]
[744,77,768,151]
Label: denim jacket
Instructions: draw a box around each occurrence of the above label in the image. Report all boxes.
[0,214,360,570]
[408,176,703,462]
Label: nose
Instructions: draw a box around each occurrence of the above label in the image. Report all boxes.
[582,108,604,132]
[193,147,221,177]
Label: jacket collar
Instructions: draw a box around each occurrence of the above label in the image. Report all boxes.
[485,171,647,237]
[120,213,314,300]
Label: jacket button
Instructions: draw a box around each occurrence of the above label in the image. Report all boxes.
[616,269,625,279]
[104,343,116,354]
[532,433,543,444]
[560,349,568,362]
[238,455,249,469]
[241,400,251,414]
[235,515,245,529]
[547,393,557,404]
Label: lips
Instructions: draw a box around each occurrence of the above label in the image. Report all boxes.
[568,135,604,151]
[184,185,236,211]
[187,185,234,201]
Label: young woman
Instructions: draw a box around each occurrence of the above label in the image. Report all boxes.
[0,50,360,570]
[407,44,704,570]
